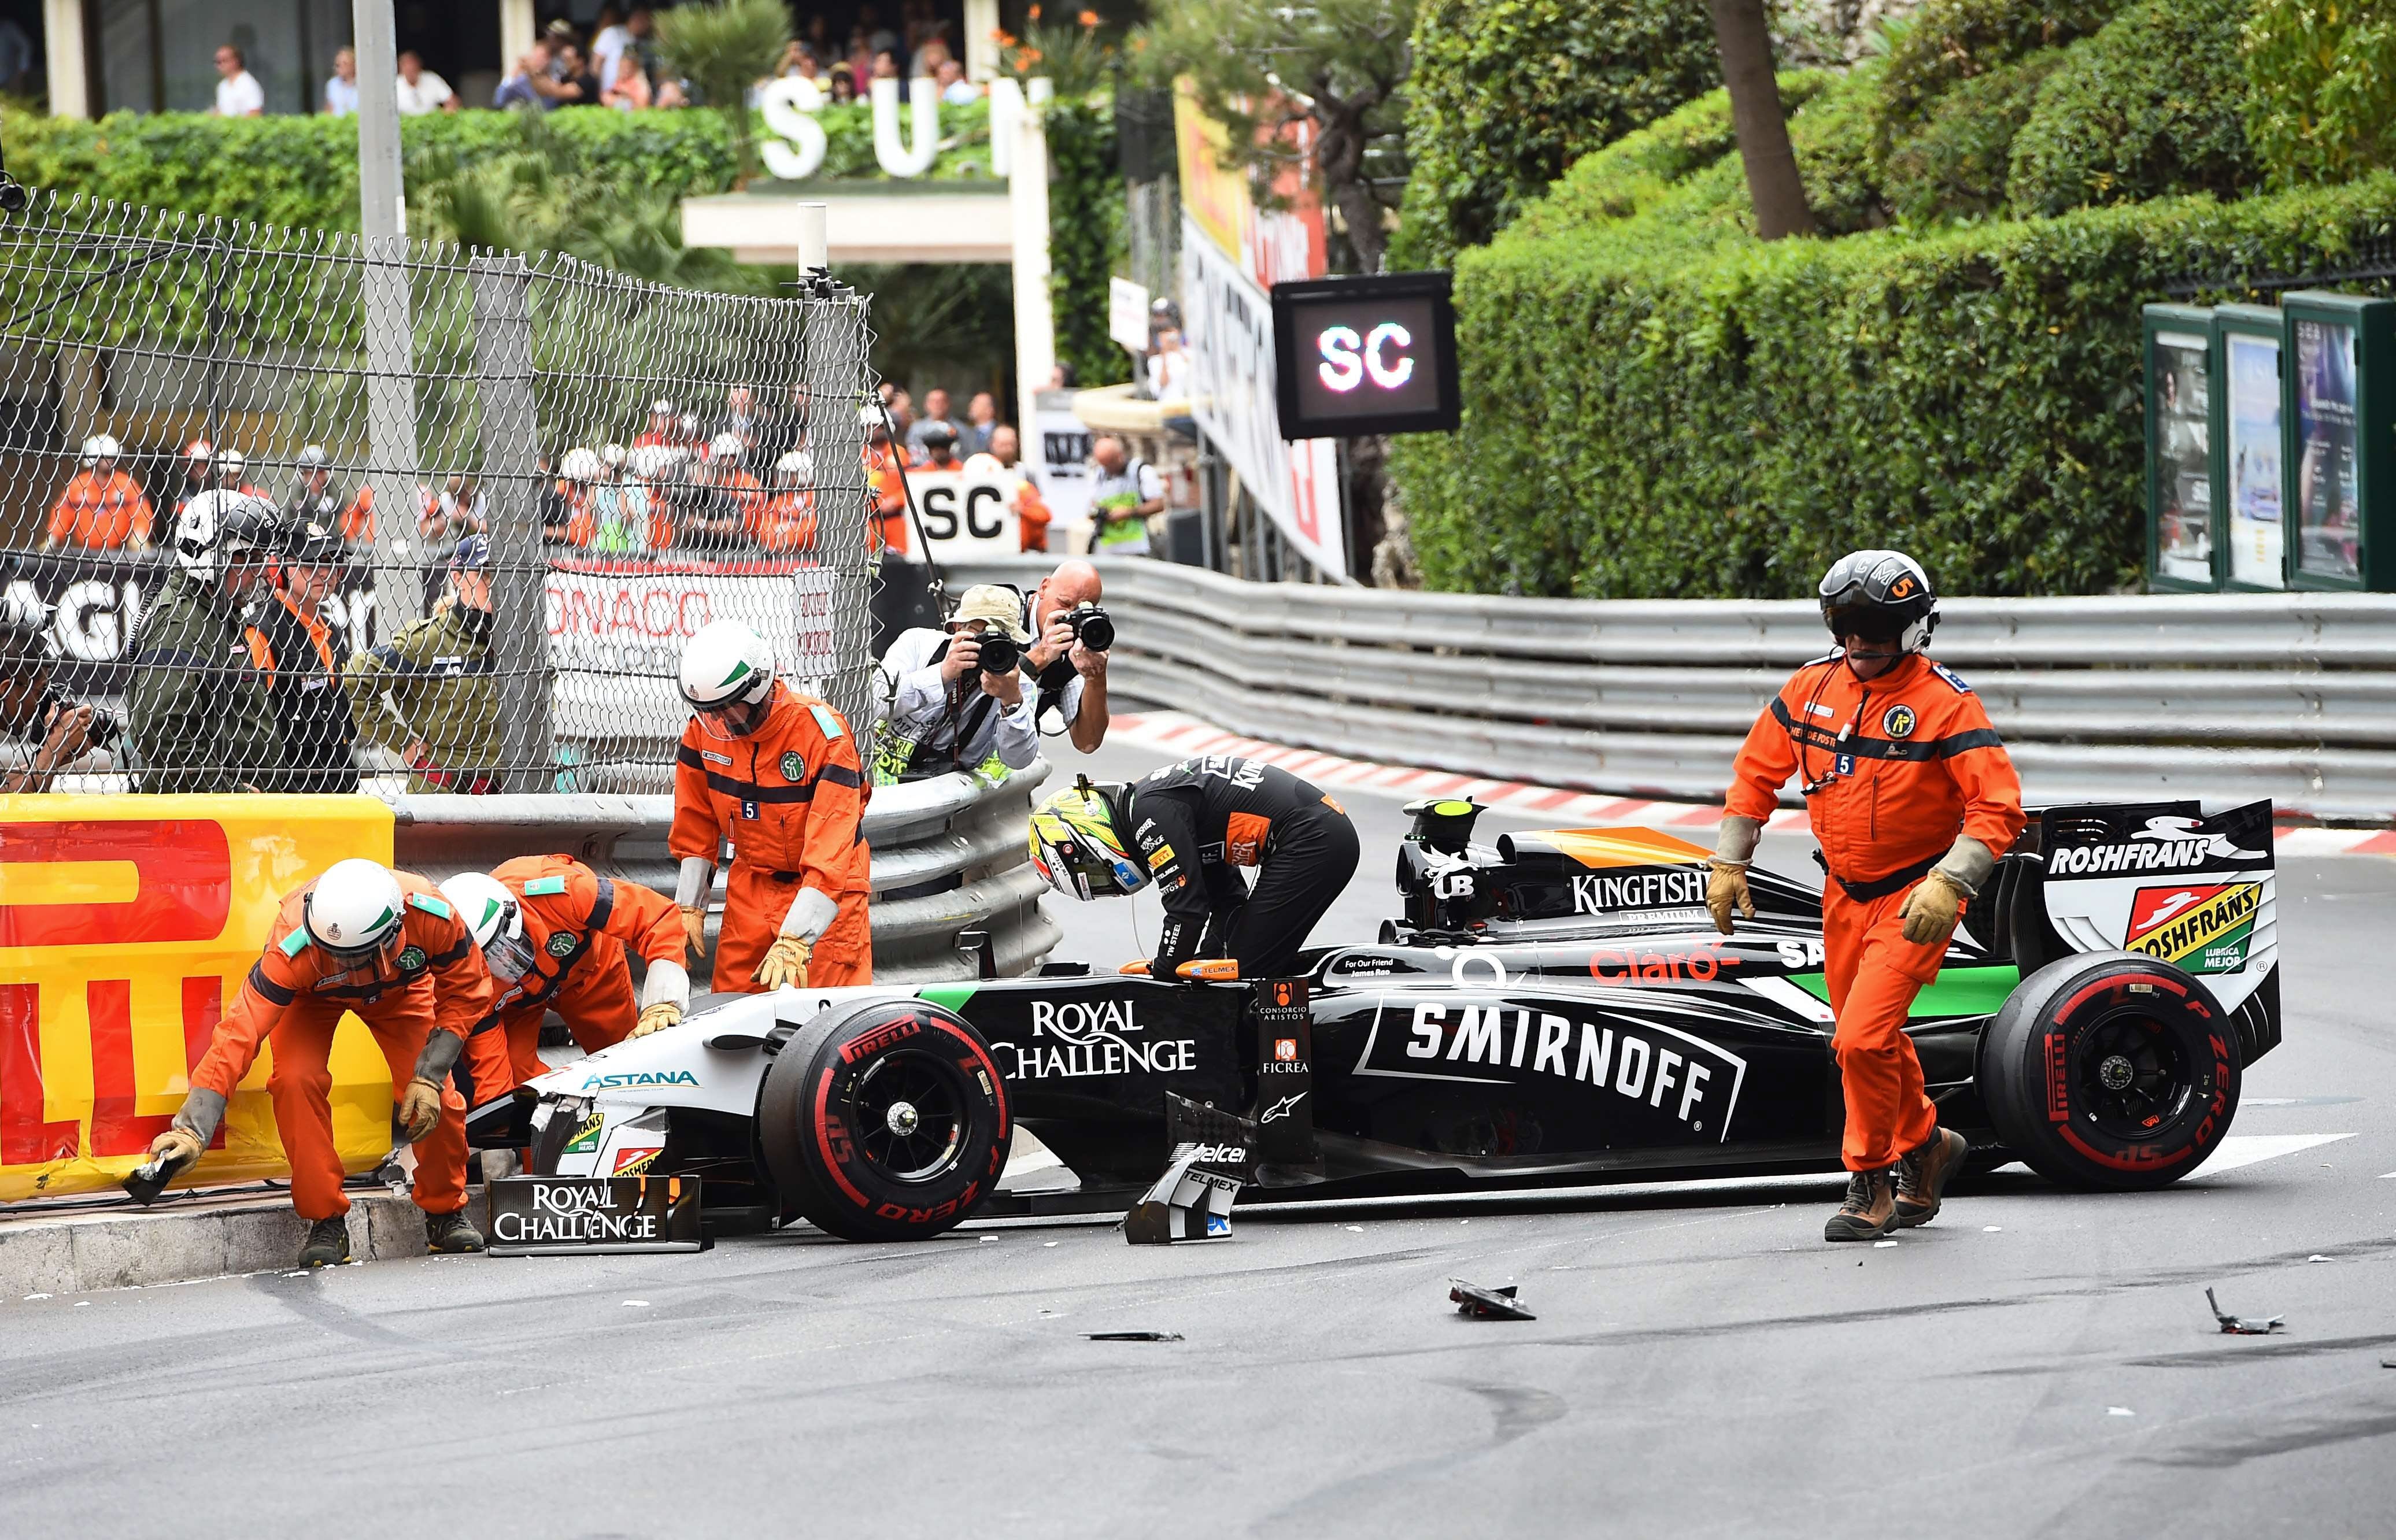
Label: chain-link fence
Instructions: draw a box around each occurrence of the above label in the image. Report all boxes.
[0,191,877,796]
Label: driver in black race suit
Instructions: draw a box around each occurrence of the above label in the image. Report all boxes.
[1029,755,1359,979]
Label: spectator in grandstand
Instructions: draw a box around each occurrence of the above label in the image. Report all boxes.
[602,57,652,110]
[213,45,264,119]
[1016,557,1111,753]
[964,391,999,454]
[870,47,901,85]
[1147,325,1190,402]
[626,7,660,88]
[905,388,968,460]
[864,413,909,560]
[323,46,360,116]
[587,445,653,552]
[537,450,578,546]
[677,410,705,448]
[128,491,281,793]
[549,448,601,547]
[591,6,632,91]
[753,384,808,471]
[173,440,213,515]
[756,451,818,555]
[285,445,372,545]
[682,434,764,547]
[395,50,458,115]
[1087,434,1164,556]
[720,386,762,447]
[45,435,153,552]
[553,40,602,107]
[213,448,269,499]
[626,443,682,550]
[344,535,504,794]
[829,69,858,104]
[494,42,553,110]
[247,517,358,793]
[935,58,978,105]
[419,472,486,594]
[1,613,115,793]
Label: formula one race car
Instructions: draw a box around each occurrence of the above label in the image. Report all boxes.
[479,797,2278,1243]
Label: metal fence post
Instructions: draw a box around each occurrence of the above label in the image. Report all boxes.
[468,255,555,790]
[805,288,876,733]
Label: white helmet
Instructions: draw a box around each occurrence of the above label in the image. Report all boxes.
[774,449,812,485]
[305,859,406,961]
[708,431,743,463]
[628,443,683,480]
[601,442,628,469]
[215,448,247,483]
[172,490,275,582]
[80,434,121,464]
[560,447,603,483]
[440,871,531,981]
[679,619,776,713]
[963,451,1004,476]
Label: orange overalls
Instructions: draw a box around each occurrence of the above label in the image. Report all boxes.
[460,855,686,1100]
[187,871,491,1221]
[1726,653,2024,1172]
[866,444,909,557]
[1015,477,1052,553]
[46,469,152,550]
[753,488,819,554]
[341,484,376,543]
[670,683,873,991]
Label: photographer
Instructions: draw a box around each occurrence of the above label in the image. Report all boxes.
[871,584,1038,784]
[1019,559,1111,754]
[1,613,118,793]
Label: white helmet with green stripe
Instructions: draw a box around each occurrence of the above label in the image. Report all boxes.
[440,870,531,981]
[678,619,777,713]
[305,858,405,960]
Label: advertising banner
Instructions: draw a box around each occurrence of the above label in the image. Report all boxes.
[2224,331,2285,589]
[0,795,398,1201]
[2292,316,2362,584]
[1183,218,1347,580]
[2151,328,2214,586]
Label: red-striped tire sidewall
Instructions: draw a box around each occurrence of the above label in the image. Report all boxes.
[1979,951,2239,1192]
[758,999,1011,1241]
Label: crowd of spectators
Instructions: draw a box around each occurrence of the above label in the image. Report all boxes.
[214,3,989,123]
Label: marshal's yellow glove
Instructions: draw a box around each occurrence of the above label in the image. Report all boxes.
[1706,860,1755,936]
[1898,869,1969,945]
[146,1126,205,1167]
[397,1075,445,1142]
[679,906,707,960]
[753,935,812,991]
[632,1001,683,1038]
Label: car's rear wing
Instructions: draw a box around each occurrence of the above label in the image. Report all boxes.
[1981,799,2280,1065]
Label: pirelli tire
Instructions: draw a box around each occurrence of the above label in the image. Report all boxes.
[1977,951,2239,1192]
[758,998,1012,1241]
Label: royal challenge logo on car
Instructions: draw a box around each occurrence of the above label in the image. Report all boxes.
[994,998,1198,1080]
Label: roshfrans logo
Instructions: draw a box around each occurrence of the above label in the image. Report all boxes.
[2050,815,2266,875]
[579,1069,700,1091]
[2125,882,2262,973]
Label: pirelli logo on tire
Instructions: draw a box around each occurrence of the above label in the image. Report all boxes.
[2124,883,2262,975]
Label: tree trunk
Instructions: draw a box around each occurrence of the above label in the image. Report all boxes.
[1315,110,1388,273]
[1708,0,1816,240]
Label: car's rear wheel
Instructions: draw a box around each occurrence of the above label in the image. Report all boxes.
[758,998,1011,1241]
[1977,952,2239,1191]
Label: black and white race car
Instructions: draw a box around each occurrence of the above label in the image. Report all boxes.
[481,797,2279,1242]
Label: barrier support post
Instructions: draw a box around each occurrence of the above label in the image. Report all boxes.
[469,256,557,790]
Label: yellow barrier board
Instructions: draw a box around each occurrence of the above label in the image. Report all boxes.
[0,796,398,1201]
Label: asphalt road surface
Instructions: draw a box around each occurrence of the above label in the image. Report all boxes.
[5,738,2391,1538]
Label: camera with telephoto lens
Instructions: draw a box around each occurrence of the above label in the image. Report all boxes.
[44,683,120,751]
[1064,604,1114,653]
[975,632,1020,675]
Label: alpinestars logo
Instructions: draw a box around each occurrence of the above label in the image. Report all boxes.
[2049,815,2266,875]
[2125,882,2262,973]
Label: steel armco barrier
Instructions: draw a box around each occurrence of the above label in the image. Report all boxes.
[949,556,2396,823]
[389,760,1059,984]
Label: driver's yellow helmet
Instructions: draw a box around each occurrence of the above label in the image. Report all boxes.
[1028,780,1149,900]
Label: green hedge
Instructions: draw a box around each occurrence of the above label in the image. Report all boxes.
[2005,0,2256,216]
[1874,0,2127,150]
[1881,47,2068,223]
[1391,0,1720,269]
[1389,172,2396,599]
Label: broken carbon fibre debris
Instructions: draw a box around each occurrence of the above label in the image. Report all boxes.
[1450,1279,1535,1321]
[2205,1287,2284,1335]
[1085,1331,1185,1342]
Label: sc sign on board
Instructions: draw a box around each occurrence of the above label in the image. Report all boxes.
[904,469,1020,558]
[1270,271,1461,439]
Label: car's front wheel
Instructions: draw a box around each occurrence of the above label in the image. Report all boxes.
[758,998,1012,1241]
[1977,952,2239,1190]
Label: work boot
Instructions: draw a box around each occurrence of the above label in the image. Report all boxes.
[1824,1167,1898,1242]
[298,1216,352,1268]
[424,1208,486,1254]
[1896,1126,1969,1228]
